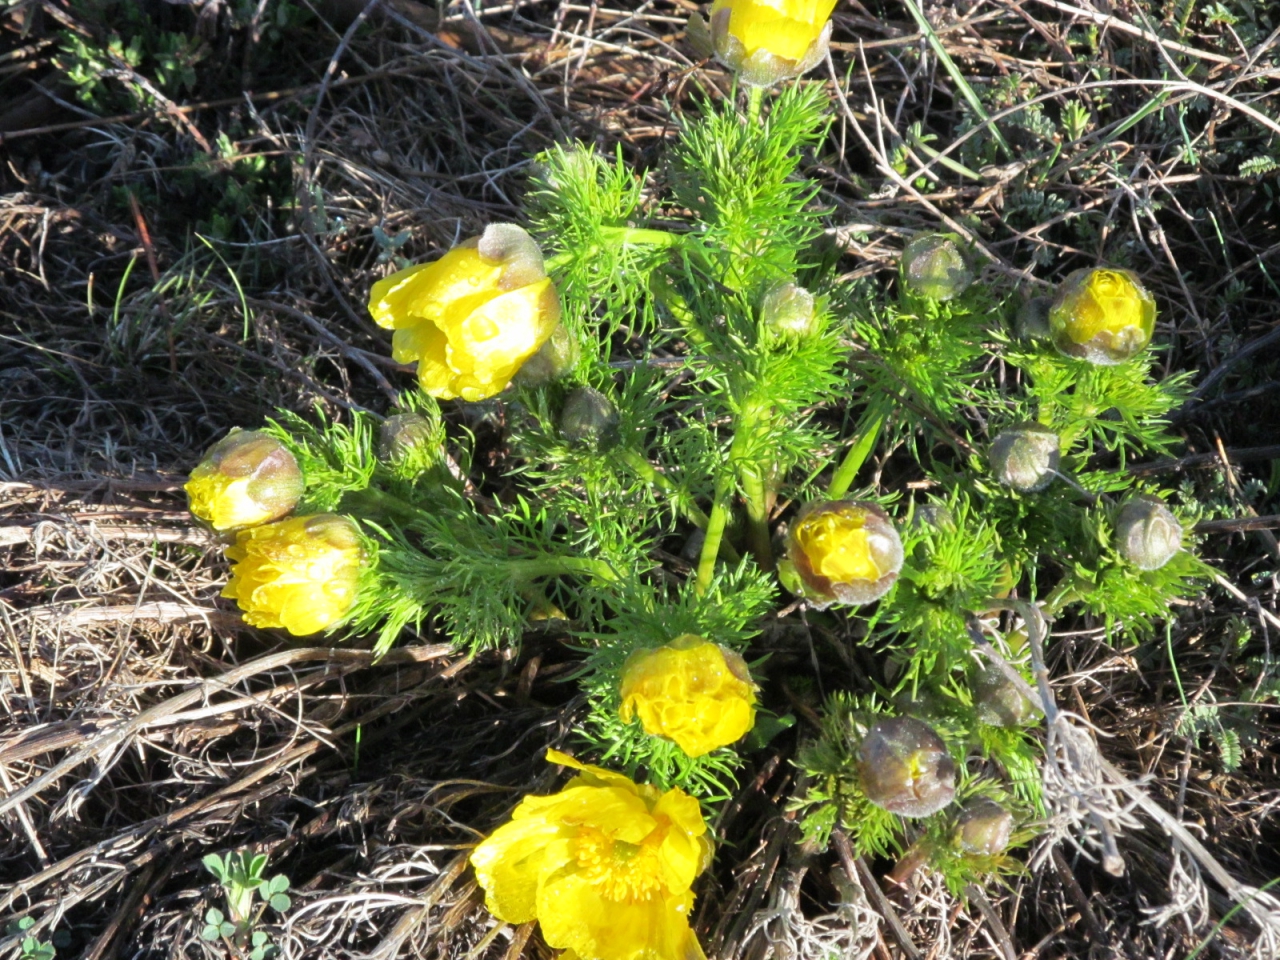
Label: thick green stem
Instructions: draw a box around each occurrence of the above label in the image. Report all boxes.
[696,470,737,595]
[828,398,891,500]
[696,398,771,592]
[746,85,765,124]
[546,226,682,275]
[739,459,774,571]
[599,225,682,248]
[509,556,619,583]
[622,450,712,530]
[339,486,434,527]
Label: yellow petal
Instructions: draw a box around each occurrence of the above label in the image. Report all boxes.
[537,869,699,960]
[470,815,568,923]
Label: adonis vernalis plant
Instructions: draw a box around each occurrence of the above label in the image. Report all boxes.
[192,70,1221,958]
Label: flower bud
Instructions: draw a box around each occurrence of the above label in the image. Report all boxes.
[1115,495,1182,571]
[368,223,561,401]
[910,500,955,533]
[185,429,304,532]
[559,385,621,451]
[856,716,957,818]
[690,0,836,87]
[222,514,363,636]
[900,233,973,301]
[1049,267,1156,365]
[954,798,1014,856]
[619,635,757,757]
[989,423,1060,493]
[783,501,903,609]
[512,320,580,387]
[760,282,817,340]
[973,662,1039,727]
[377,412,441,474]
[1016,296,1053,340]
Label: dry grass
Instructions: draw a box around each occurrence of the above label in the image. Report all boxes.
[2,0,1280,957]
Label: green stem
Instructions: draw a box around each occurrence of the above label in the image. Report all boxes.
[696,398,771,592]
[621,450,712,531]
[739,458,774,571]
[827,398,891,500]
[338,486,433,527]
[509,556,619,583]
[746,85,765,124]
[598,226,681,248]
[545,226,683,276]
[696,469,737,596]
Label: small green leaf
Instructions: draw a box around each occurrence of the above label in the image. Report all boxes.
[269,893,292,913]
[202,854,226,880]
[219,921,237,938]
[252,930,269,947]
[199,926,221,942]
[205,908,224,925]
[249,853,269,880]
[267,875,290,895]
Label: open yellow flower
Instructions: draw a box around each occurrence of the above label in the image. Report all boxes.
[369,224,562,401]
[222,514,363,636]
[619,636,756,757]
[185,429,303,532]
[782,501,903,608]
[1048,267,1156,365]
[471,750,712,960]
[691,0,837,86]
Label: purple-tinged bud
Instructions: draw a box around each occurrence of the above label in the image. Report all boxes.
[954,798,1014,856]
[856,716,957,818]
[974,663,1039,728]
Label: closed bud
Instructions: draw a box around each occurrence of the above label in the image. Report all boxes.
[989,423,1060,493]
[690,0,836,87]
[619,635,757,757]
[222,514,364,636]
[900,233,973,301]
[856,716,957,818]
[910,500,955,533]
[954,798,1014,857]
[974,662,1039,727]
[760,281,817,339]
[368,223,561,401]
[784,501,903,608]
[1016,296,1053,340]
[377,412,441,474]
[1049,267,1156,365]
[513,320,580,387]
[1115,495,1182,571]
[185,429,303,532]
[559,386,621,451]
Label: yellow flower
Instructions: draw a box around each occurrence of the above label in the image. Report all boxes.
[471,750,713,960]
[369,224,562,401]
[619,636,756,757]
[185,429,304,532]
[221,514,363,636]
[782,501,903,608]
[691,0,837,86]
[1048,267,1156,365]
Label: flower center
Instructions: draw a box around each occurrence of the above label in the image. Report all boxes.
[572,825,667,902]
